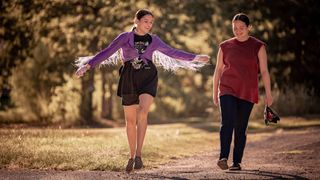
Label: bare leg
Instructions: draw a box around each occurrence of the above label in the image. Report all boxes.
[123,105,138,158]
[136,94,154,157]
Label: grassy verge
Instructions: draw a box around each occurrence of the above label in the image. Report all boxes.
[0,123,217,171]
[1,116,319,171]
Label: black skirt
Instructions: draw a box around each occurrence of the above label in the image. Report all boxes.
[117,60,158,106]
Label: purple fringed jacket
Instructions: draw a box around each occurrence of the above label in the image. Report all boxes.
[75,31,206,71]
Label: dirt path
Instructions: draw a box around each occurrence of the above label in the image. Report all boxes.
[1,127,319,179]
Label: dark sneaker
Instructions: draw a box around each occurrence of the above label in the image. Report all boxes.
[229,163,241,171]
[125,158,135,173]
[134,156,143,169]
[217,158,228,170]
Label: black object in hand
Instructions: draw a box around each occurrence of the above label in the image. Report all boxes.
[264,106,280,125]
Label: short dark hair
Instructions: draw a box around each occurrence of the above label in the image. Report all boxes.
[135,9,154,20]
[232,13,250,26]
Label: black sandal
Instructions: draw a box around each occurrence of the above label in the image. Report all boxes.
[217,158,228,170]
[229,163,241,171]
[125,158,135,173]
[134,156,143,169]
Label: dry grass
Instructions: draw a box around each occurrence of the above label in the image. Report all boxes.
[1,116,319,171]
[0,123,216,171]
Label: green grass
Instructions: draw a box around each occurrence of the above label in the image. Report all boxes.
[0,123,217,171]
[1,117,319,171]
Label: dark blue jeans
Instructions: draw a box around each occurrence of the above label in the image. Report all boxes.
[219,95,254,164]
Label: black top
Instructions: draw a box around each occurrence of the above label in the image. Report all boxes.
[134,33,152,55]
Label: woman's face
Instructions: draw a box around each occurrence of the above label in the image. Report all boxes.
[232,20,249,39]
[135,14,154,34]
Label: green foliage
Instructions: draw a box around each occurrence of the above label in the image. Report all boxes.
[250,84,320,121]
[9,43,57,122]
[48,74,81,125]
[256,0,320,93]
[0,0,35,77]
[272,85,320,116]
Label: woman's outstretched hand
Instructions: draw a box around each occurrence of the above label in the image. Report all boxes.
[194,55,210,63]
[75,64,90,78]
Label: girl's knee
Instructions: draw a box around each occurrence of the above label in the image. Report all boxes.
[138,106,149,117]
[126,117,136,127]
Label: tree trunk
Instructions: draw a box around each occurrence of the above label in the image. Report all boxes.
[107,76,113,119]
[101,70,108,118]
[79,70,95,125]
[101,69,114,120]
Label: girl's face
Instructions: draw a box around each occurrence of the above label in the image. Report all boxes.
[232,20,250,40]
[135,14,154,34]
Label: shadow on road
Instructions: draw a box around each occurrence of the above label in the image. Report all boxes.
[226,169,309,179]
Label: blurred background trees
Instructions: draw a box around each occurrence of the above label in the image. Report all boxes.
[1,0,319,126]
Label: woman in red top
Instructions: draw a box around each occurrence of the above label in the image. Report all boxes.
[213,13,273,171]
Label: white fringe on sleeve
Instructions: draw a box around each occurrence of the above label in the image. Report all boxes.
[152,50,206,72]
[75,56,93,67]
[75,49,123,68]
